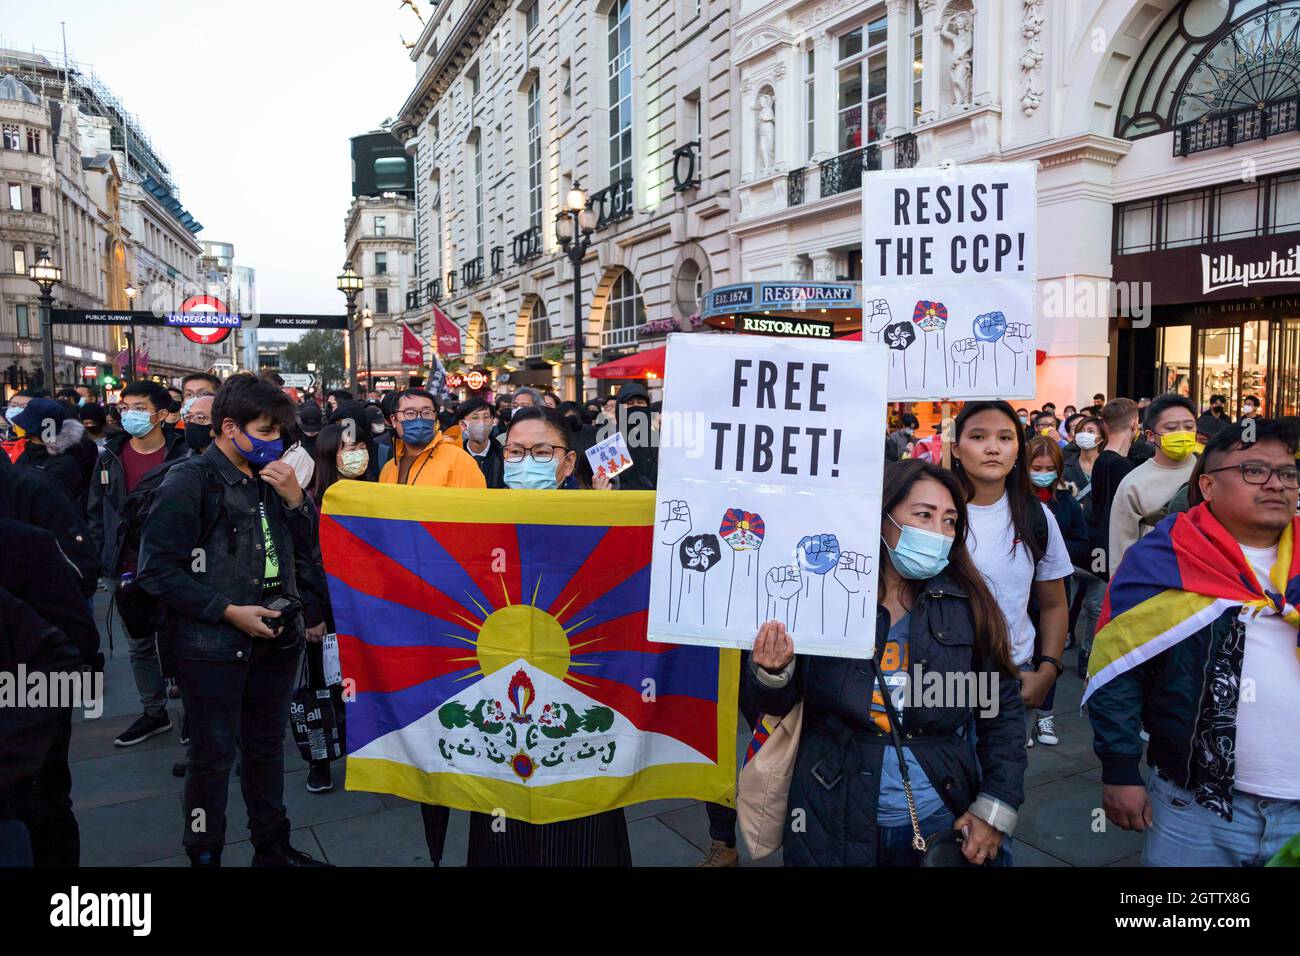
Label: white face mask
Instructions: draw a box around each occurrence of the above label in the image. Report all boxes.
[464,420,492,443]
[1075,432,1099,450]
[371,422,386,436]
[337,448,369,478]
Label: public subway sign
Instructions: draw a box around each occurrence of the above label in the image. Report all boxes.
[860,162,1038,401]
[51,310,348,330]
[647,332,887,659]
[1201,245,1300,294]
[739,316,833,338]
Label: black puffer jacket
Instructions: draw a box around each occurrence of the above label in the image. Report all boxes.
[86,428,186,574]
[746,573,1026,867]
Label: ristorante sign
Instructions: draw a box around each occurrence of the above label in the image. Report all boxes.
[1114,233,1300,305]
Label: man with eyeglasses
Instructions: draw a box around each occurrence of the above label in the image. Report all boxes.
[1088,417,1300,865]
[377,388,484,488]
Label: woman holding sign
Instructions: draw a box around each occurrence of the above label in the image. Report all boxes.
[748,459,1026,866]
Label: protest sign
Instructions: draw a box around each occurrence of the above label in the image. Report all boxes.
[321,633,342,688]
[648,333,887,658]
[319,482,738,823]
[861,162,1037,400]
[585,432,634,482]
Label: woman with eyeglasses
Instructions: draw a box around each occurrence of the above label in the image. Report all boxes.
[748,459,1026,866]
[463,404,631,864]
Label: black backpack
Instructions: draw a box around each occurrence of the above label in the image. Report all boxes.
[116,456,225,569]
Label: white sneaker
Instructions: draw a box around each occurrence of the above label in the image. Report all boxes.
[1035,715,1059,746]
[1026,733,1035,749]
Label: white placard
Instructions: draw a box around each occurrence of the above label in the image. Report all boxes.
[585,431,634,481]
[321,633,342,687]
[861,162,1038,400]
[647,333,887,658]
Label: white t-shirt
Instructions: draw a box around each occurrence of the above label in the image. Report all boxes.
[965,493,1074,666]
[1234,544,1300,800]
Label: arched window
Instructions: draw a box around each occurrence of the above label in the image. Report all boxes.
[526,298,552,358]
[1117,0,1300,139]
[603,269,645,349]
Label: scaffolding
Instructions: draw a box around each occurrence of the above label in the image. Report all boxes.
[0,47,175,195]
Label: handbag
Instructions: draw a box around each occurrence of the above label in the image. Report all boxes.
[736,699,804,860]
[869,656,973,867]
[289,654,345,764]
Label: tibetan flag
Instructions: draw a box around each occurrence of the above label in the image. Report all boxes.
[319,482,739,823]
[1082,503,1300,704]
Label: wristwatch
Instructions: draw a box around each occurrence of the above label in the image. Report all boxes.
[1033,655,1064,679]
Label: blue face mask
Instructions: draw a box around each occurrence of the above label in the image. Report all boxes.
[400,417,436,448]
[504,457,559,490]
[883,514,953,580]
[121,409,156,438]
[234,430,283,467]
[1030,471,1058,488]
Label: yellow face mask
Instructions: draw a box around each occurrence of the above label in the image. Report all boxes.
[1159,430,1198,462]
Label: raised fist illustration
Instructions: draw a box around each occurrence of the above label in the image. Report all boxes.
[951,338,979,366]
[972,311,1008,343]
[833,551,872,593]
[866,298,894,334]
[719,508,765,551]
[1001,321,1031,353]
[659,499,691,546]
[884,321,917,351]
[679,533,721,572]
[796,533,841,575]
[912,300,949,333]
[766,565,802,600]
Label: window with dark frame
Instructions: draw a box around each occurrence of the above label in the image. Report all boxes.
[376,289,389,314]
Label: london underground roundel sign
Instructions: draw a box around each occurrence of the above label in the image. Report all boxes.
[174,294,236,345]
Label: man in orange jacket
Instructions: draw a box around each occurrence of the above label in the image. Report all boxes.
[379,388,485,488]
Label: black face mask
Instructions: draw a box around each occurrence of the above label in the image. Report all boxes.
[185,425,214,454]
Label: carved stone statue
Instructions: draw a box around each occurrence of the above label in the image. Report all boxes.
[941,9,974,107]
[754,90,776,171]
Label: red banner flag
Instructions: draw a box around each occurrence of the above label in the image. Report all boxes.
[431,304,462,356]
[401,323,424,366]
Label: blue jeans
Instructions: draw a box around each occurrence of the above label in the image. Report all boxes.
[877,808,956,867]
[1144,769,1300,866]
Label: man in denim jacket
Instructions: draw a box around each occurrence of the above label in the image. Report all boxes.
[138,374,329,867]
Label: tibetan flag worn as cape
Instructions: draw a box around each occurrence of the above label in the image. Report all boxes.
[319,482,739,823]
[1082,503,1300,704]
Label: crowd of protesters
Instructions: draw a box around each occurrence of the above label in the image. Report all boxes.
[1,373,1296,870]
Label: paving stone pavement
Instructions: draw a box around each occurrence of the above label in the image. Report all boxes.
[75,591,1144,867]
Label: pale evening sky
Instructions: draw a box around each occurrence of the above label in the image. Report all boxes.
[1,0,423,337]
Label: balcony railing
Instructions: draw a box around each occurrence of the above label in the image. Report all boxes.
[589,178,634,229]
[512,225,542,265]
[405,289,420,311]
[601,324,639,350]
[788,168,806,207]
[893,132,918,169]
[462,257,484,287]
[672,140,701,192]
[429,277,442,303]
[1173,96,1300,156]
[490,245,504,275]
[819,145,880,199]
[446,270,456,294]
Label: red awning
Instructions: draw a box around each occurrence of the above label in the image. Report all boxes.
[590,346,666,380]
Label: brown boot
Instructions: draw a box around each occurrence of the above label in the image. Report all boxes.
[696,839,739,867]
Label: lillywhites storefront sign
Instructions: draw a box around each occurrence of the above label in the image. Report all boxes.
[1201,245,1300,294]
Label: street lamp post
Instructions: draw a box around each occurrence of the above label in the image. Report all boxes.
[28,251,62,392]
[336,261,363,394]
[361,308,374,394]
[123,284,138,384]
[555,183,598,402]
